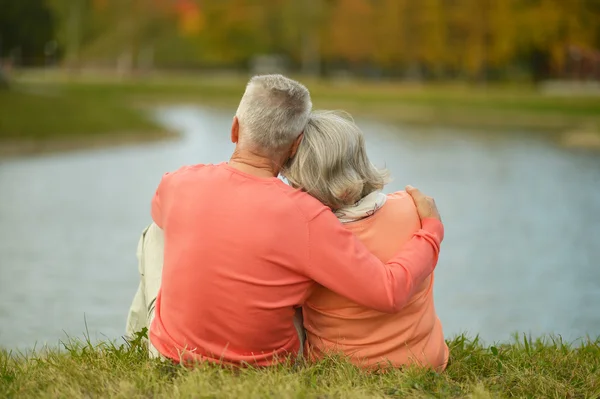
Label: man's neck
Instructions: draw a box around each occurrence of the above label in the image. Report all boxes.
[228,148,284,179]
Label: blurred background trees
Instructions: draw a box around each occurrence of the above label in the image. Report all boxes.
[1,0,600,82]
[0,0,55,87]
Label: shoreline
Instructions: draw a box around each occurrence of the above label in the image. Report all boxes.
[3,113,599,160]
[2,99,599,160]
[3,76,600,158]
[0,130,178,160]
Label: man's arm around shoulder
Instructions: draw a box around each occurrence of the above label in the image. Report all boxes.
[302,186,443,313]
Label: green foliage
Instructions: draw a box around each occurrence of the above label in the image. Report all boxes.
[0,0,56,64]
[1,334,599,398]
[0,82,159,141]
[0,69,9,90]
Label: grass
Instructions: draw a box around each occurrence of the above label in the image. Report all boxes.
[0,87,157,140]
[1,70,600,155]
[1,332,599,398]
[0,79,170,156]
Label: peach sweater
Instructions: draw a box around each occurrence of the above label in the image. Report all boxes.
[304,192,448,370]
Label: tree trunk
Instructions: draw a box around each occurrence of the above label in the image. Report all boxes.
[300,0,322,77]
[0,67,9,89]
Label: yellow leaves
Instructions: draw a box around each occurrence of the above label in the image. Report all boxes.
[416,0,446,66]
[370,0,405,66]
[178,10,204,37]
[80,0,599,76]
[92,0,108,11]
[176,0,204,37]
[518,0,563,48]
[325,0,375,62]
[488,0,517,65]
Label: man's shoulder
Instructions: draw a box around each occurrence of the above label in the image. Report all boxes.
[163,163,213,177]
[273,182,332,222]
[158,163,218,184]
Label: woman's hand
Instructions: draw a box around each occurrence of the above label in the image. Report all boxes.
[405,185,441,222]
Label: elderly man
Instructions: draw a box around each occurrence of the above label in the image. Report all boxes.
[126,74,443,366]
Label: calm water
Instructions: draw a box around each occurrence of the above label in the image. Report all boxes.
[1,106,599,350]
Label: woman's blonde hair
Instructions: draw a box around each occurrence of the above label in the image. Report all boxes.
[282,110,390,210]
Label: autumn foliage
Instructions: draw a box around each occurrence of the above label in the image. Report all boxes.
[50,0,600,79]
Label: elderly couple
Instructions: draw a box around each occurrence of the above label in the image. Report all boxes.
[126,74,447,371]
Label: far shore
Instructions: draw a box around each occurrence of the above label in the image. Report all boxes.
[0,130,177,159]
[2,71,600,158]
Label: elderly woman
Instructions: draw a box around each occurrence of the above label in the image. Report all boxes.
[282,111,448,371]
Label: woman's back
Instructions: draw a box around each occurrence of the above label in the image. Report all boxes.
[303,191,448,370]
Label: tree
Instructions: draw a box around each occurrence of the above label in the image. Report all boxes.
[0,0,56,88]
[322,0,375,65]
[33,0,600,81]
[0,69,8,90]
[0,0,56,63]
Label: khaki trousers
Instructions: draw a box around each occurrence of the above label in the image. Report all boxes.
[125,223,163,358]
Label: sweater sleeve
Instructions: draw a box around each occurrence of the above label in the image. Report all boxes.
[151,172,171,229]
[306,210,443,313]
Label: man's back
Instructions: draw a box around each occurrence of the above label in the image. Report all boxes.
[150,163,324,365]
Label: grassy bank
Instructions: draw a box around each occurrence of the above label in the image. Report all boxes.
[1,334,599,398]
[0,78,172,156]
[2,71,600,156]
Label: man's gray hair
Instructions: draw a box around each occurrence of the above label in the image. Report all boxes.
[282,110,390,210]
[236,74,312,154]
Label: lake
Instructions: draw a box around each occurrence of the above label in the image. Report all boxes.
[1,105,599,350]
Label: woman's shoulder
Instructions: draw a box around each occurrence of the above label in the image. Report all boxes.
[386,191,415,206]
[381,191,420,222]
[346,191,421,249]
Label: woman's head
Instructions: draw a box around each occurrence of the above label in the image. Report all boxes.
[282,110,389,210]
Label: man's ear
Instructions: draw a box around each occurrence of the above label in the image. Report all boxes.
[231,116,240,144]
[289,132,304,158]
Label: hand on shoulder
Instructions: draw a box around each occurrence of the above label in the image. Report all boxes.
[405,185,441,222]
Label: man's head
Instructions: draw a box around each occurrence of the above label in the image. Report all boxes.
[232,75,312,163]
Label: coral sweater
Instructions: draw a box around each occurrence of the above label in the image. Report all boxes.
[149,164,444,366]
